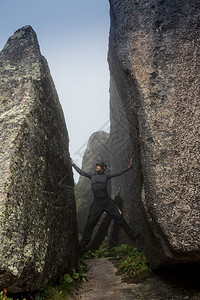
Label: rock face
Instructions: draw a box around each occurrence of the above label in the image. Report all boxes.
[76,131,110,236]
[0,26,79,293]
[108,0,200,268]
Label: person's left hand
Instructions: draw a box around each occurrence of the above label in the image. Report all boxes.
[129,158,133,168]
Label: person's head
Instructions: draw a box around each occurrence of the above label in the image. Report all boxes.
[95,162,107,173]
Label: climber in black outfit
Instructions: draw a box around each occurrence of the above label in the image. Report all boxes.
[71,158,137,249]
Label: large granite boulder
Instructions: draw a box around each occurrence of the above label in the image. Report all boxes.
[108,0,200,268]
[0,26,79,293]
[76,131,110,237]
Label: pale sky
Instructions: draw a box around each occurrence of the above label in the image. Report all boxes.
[0,0,110,181]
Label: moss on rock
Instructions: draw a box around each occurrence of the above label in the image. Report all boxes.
[0,25,79,293]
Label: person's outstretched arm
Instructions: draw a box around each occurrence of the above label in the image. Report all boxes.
[70,158,92,179]
[106,158,133,179]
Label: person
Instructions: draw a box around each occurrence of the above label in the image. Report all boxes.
[71,158,138,250]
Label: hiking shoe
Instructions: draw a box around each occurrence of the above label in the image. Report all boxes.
[128,231,140,241]
[79,240,90,255]
[80,240,89,248]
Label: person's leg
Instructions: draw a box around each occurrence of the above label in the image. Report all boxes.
[106,200,138,241]
[81,204,104,246]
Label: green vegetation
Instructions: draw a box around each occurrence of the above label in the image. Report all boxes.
[84,238,151,283]
[0,263,88,300]
[0,289,26,300]
[40,263,88,300]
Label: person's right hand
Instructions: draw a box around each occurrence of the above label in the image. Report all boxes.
[70,157,74,165]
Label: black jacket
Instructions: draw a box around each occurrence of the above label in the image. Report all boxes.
[73,164,131,199]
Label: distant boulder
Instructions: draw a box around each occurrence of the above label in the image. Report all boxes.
[0,26,79,293]
[76,131,110,237]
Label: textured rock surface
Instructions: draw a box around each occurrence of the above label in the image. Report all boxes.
[76,131,110,236]
[108,0,200,268]
[0,26,79,292]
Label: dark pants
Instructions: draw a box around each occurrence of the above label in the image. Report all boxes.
[82,197,133,244]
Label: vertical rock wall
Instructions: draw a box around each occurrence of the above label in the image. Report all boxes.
[108,49,143,246]
[108,0,200,268]
[0,26,79,292]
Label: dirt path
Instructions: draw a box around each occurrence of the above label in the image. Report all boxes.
[70,258,135,300]
[70,258,200,300]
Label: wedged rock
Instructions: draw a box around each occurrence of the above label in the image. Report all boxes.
[75,131,110,245]
[0,26,79,293]
[108,0,200,268]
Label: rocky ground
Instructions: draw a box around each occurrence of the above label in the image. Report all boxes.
[70,258,200,300]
